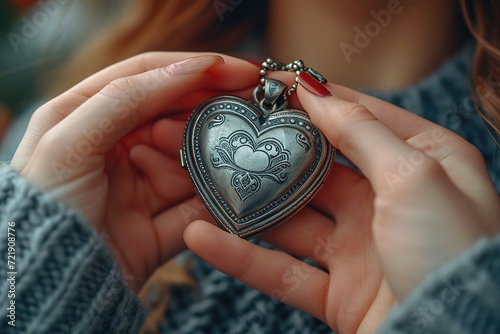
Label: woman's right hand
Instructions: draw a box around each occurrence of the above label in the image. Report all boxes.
[184,74,500,333]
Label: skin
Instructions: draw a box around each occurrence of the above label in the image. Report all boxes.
[186,79,500,333]
[12,53,260,289]
[12,52,500,333]
[267,0,464,91]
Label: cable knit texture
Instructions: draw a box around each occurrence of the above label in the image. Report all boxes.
[0,166,146,334]
[0,43,498,334]
[379,236,500,334]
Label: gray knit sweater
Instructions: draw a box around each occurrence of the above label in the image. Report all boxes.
[0,167,146,334]
[0,166,499,334]
[0,44,499,334]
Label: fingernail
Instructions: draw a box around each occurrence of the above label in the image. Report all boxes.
[298,71,332,98]
[163,55,225,76]
[248,60,262,68]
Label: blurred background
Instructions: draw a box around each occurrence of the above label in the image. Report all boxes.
[0,0,129,157]
[0,0,266,161]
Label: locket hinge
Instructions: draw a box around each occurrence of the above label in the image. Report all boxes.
[179,149,187,169]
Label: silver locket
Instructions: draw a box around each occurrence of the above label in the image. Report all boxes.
[181,59,334,239]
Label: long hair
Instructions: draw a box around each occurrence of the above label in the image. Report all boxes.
[461,0,500,134]
[48,0,266,94]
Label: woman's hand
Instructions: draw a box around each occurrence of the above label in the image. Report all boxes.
[183,73,500,333]
[11,52,259,290]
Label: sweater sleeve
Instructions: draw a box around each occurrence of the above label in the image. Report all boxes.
[0,166,147,334]
[379,235,500,334]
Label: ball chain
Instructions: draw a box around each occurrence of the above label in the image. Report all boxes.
[258,58,327,100]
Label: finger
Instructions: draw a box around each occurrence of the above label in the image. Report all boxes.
[326,83,430,137]
[32,56,222,168]
[154,197,212,262]
[259,207,335,267]
[12,55,218,170]
[262,164,375,279]
[12,53,259,170]
[161,86,258,119]
[70,52,259,98]
[297,81,429,195]
[184,220,329,323]
[260,163,366,263]
[151,118,187,158]
[325,82,482,165]
[321,82,498,203]
[129,145,193,210]
[291,79,448,145]
[310,162,366,217]
[149,86,263,159]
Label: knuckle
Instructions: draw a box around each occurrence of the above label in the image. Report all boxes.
[468,146,484,163]
[407,129,486,169]
[37,127,68,151]
[130,52,156,70]
[131,51,179,72]
[103,76,142,97]
[410,156,444,182]
[30,104,66,131]
[101,70,163,101]
[336,101,374,122]
[23,106,70,153]
[328,101,376,150]
[458,139,484,161]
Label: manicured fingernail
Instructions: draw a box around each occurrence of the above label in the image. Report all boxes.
[163,55,225,76]
[248,60,263,68]
[298,71,332,97]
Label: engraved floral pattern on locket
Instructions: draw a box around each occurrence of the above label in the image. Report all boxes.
[182,94,334,239]
[182,59,333,239]
[211,129,291,201]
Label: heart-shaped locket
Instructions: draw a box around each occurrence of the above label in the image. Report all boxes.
[181,85,334,238]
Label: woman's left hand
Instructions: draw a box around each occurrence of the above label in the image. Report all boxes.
[184,77,500,333]
[11,52,259,290]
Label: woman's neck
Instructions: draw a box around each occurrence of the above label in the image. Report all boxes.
[266,0,466,91]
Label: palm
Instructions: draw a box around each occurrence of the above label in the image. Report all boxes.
[258,162,393,333]
[181,61,500,333]
[184,160,397,333]
[101,116,394,329]
[98,118,210,290]
[12,53,261,290]
[305,163,394,333]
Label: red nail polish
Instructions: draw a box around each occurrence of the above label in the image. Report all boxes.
[298,71,332,97]
[248,60,263,68]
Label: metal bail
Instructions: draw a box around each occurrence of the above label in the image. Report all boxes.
[262,79,287,117]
